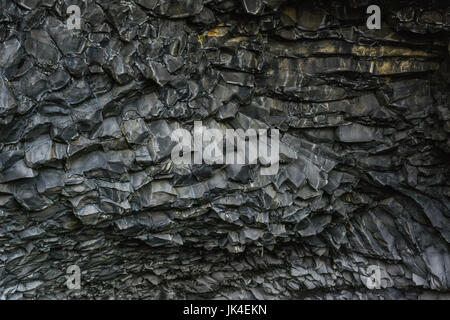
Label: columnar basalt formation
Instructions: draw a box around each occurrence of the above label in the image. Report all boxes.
[0,0,449,299]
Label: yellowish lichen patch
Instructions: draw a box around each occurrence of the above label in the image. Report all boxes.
[224,37,248,46]
[207,27,228,37]
[352,45,432,57]
[198,27,229,45]
[198,34,206,45]
[345,193,354,203]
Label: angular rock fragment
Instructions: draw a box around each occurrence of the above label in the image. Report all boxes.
[121,118,150,145]
[0,39,22,68]
[336,123,380,143]
[1,159,37,182]
[157,0,203,18]
[0,77,17,117]
[147,120,175,162]
[242,0,264,15]
[24,135,66,167]
[24,30,60,65]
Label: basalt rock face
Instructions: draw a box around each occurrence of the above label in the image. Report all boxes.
[0,0,449,300]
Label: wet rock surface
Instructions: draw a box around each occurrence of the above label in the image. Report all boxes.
[0,0,449,299]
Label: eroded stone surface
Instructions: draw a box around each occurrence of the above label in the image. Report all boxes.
[0,0,449,300]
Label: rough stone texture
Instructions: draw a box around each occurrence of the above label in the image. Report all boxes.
[0,0,449,300]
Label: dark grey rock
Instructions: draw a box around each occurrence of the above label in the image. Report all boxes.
[0,0,449,301]
[147,120,175,162]
[24,30,60,65]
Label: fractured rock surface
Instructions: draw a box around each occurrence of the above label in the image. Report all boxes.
[0,0,449,299]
